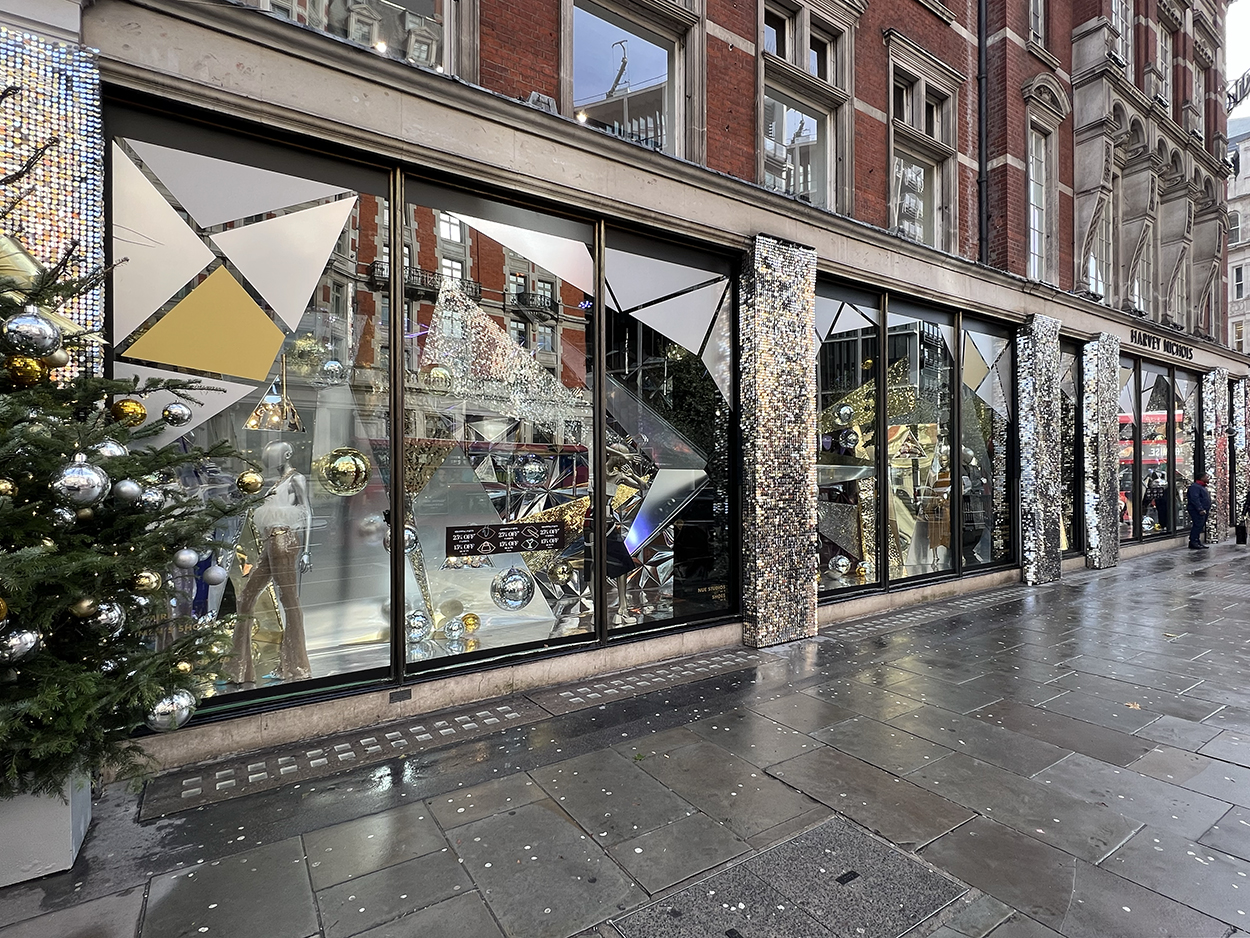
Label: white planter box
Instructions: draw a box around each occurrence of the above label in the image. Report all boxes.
[0,774,92,887]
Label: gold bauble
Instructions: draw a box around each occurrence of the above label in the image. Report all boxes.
[132,570,161,593]
[461,612,481,633]
[175,661,193,673]
[69,597,99,618]
[236,470,264,494]
[75,508,93,521]
[0,596,7,620]
[463,637,480,652]
[5,355,47,387]
[110,399,147,427]
[316,447,371,497]
[423,364,453,395]
[42,348,71,368]
[0,479,15,497]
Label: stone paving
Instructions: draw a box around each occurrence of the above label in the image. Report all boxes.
[4,544,1250,937]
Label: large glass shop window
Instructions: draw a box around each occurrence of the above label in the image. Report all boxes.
[887,302,956,579]
[1173,371,1199,532]
[400,186,596,662]
[602,230,734,629]
[108,128,393,694]
[1118,358,1139,541]
[815,285,880,590]
[1059,345,1081,552]
[1140,363,1172,537]
[960,320,1013,569]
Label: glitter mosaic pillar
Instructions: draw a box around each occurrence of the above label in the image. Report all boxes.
[1016,315,1062,585]
[1202,368,1230,544]
[1082,334,1120,569]
[739,235,817,647]
[0,28,104,376]
[1235,379,1248,524]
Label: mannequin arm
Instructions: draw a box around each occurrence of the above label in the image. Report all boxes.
[292,471,313,573]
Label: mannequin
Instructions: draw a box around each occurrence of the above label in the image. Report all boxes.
[225,441,313,683]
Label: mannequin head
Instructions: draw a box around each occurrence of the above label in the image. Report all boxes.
[262,441,294,471]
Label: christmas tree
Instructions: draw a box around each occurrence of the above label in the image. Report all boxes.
[0,98,257,799]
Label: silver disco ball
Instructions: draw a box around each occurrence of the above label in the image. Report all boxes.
[513,455,547,488]
[490,566,535,611]
[406,609,433,644]
[144,689,197,732]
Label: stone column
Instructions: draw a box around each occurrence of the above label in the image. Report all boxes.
[1016,315,1063,584]
[1234,379,1248,524]
[739,234,817,647]
[1202,368,1230,543]
[1082,334,1121,568]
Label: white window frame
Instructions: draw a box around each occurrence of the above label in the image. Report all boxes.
[762,85,830,208]
[1111,0,1133,75]
[1230,211,1241,245]
[1026,126,1053,282]
[1157,25,1174,106]
[1086,197,1113,300]
[1236,266,1245,300]
[1029,0,1045,45]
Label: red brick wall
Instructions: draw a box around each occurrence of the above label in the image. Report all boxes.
[479,0,560,100]
[707,36,757,180]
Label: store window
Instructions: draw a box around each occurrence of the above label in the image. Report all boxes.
[1118,358,1138,541]
[572,0,677,154]
[108,116,394,694]
[1174,372,1199,532]
[960,321,1013,569]
[815,284,880,591]
[1140,363,1172,536]
[1059,345,1081,552]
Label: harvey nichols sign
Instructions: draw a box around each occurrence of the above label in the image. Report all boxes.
[1129,328,1195,361]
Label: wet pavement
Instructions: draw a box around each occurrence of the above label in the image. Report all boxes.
[4,544,1250,937]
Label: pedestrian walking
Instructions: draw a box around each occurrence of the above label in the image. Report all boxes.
[1187,472,1212,549]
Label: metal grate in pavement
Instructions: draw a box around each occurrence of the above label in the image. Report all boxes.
[141,698,547,819]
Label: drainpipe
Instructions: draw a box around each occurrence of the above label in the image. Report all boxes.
[978,0,989,265]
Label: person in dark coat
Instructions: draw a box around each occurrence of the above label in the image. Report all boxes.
[1187,472,1212,550]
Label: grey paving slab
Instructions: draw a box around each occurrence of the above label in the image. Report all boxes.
[966,698,1152,767]
[908,753,1142,863]
[920,817,1230,937]
[611,725,702,759]
[801,679,926,721]
[887,706,1071,776]
[303,802,446,890]
[1134,714,1224,750]
[453,800,644,938]
[316,849,471,938]
[768,746,976,851]
[1184,677,1250,711]
[1105,826,1250,929]
[887,653,994,684]
[1130,745,1250,808]
[686,708,825,767]
[1051,671,1224,721]
[1058,653,1205,693]
[958,673,1069,707]
[1199,805,1250,862]
[1033,751,1233,839]
[425,772,546,829]
[985,915,1065,938]
[745,805,837,850]
[1201,706,1250,735]
[531,749,696,846]
[141,837,318,938]
[881,672,1005,714]
[745,691,858,733]
[850,665,915,687]
[1199,730,1250,768]
[349,892,505,938]
[1039,689,1163,734]
[941,893,1013,937]
[0,886,143,938]
[811,715,954,775]
[607,813,748,894]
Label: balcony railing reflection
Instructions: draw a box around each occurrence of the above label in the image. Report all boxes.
[365,261,482,301]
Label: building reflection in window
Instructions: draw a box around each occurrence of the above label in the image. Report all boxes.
[1118,358,1138,541]
[1173,372,1199,532]
[960,321,1013,569]
[1058,345,1080,552]
[1140,363,1171,536]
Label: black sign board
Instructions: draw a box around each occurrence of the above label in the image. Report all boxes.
[446,522,564,556]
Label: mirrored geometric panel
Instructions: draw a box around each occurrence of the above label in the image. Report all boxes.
[1059,345,1080,553]
[1174,372,1199,532]
[1119,359,1138,542]
[961,321,1013,570]
[1140,364,1171,538]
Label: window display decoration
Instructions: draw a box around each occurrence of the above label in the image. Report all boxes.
[740,235,818,646]
[1202,368,1229,544]
[244,355,304,432]
[315,446,372,497]
[1082,334,1122,568]
[1016,315,1062,585]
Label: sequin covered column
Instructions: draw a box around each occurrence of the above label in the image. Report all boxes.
[1235,379,1248,524]
[739,235,817,647]
[1,28,104,377]
[1202,368,1230,544]
[1016,314,1062,584]
[1082,334,1120,569]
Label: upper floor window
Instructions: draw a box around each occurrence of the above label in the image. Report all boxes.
[1111,0,1133,75]
[762,89,827,207]
[441,257,464,282]
[508,272,527,295]
[1194,65,1207,140]
[1236,266,1245,301]
[764,6,789,57]
[1027,127,1052,282]
[1131,226,1154,314]
[438,211,462,243]
[1234,321,1244,352]
[1086,198,1113,300]
[1158,27,1174,109]
[1231,211,1242,246]
[1030,0,1045,45]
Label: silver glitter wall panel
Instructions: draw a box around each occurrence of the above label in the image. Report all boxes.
[1017,314,1062,585]
[1,28,104,377]
[1235,379,1248,522]
[1202,368,1229,544]
[739,235,817,647]
[1082,334,1120,569]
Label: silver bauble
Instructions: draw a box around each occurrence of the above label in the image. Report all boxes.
[513,455,546,488]
[50,506,76,528]
[110,479,143,505]
[0,628,41,664]
[50,454,110,507]
[2,308,62,356]
[137,487,165,511]
[490,566,535,611]
[144,688,197,732]
[92,601,126,631]
[201,565,229,586]
[172,548,201,569]
[840,429,860,449]
[320,359,347,386]
[445,638,468,655]
[443,615,467,639]
[161,401,194,427]
[406,640,435,663]
[91,438,129,459]
[831,555,853,575]
[405,609,433,643]
[383,525,417,554]
[438,598,464,619]
[835,403,856,426]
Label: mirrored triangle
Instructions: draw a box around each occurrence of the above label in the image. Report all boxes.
[450,213,595,294]
[606,247,722,313]
[968,331,1003,371]
[111,361,257,449]
[623,468,709,554]
[962,332,991,390]
[110,143,216,343]
[127,139,352,229]
[211,198,358,331]
[828,302,875,336]
[815,295,838,340]
[700,303,733,405]
[629,281,725,355]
